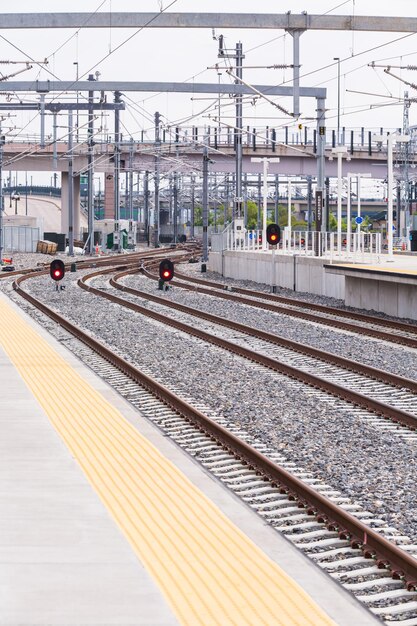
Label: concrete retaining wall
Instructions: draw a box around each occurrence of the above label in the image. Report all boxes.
[209,251,345,300]
[345,276,417,319]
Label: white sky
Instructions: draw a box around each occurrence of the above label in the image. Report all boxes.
[2,1,417,184]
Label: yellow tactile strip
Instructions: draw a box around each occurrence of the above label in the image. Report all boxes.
[0,297,335,626]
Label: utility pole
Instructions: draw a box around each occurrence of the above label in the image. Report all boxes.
[202,146,209,262]
[67,110,74,256]
[128,138,134,246]
[224,174,229,226]
[113,91,122,252]
[333,57,341,145]
[73,61,79,143]
[173,172,178,242]
[218,37,244,221]
[144,170,149,246]
[307,175,313,232]
[257,173,261,232]
[190,173,195,239]
[235,42,243,220]
[154,111,161,247]
[87,74,95,254]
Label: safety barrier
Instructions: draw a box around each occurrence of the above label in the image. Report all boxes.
[218,223,381,263]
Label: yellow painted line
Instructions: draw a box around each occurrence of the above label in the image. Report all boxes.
[333,263,417,275]
[0,297,335,626]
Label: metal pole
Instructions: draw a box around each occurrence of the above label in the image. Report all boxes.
[68,110,74,256]
[357,175,362,252]
[190,173,195,238]
[387,134,394,260]
[347,174,352,253]
[262,158,268,251]
[292,30,301,117]
[316,97,326,234]
[202,146,209,261]
[25,171,27,215]
[287,179,292,252]
[40,94,45,148]
[129,139,134,227]
[73,61,79,143]
[87,74,95,254]
[337,150,342,254]
[173,171,178,242]
[224,174,229,226]
[257,173,261,232]
[154,111,161,247]
[114,91,121,252]
[275,174,279,224]
[334,57,340,145]
[144,170,149,246]
[52,112,58,170]
[307,175,312,232]
[235,42,243,220]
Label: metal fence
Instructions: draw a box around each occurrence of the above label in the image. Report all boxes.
[215,223,381,263]
[2,226,40,253]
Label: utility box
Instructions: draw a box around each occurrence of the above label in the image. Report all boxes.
[234,218,246,246]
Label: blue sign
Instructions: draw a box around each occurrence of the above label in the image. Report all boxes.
[355,216,364,225]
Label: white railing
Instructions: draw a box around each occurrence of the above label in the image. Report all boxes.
[219,222,382,263]
[328,232,381,264]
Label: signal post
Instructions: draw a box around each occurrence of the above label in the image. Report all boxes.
[266,224,281,293]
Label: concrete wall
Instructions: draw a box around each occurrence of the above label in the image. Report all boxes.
[345,276,417,320]
[209,251,345,300]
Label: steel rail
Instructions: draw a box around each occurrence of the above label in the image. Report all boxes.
[174,269,417,336]
[142,268,417,349]
[110,267,417,396]
[78,267,417,430]
[12,270,417,591]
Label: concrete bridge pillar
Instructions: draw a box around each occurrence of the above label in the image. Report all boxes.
[104,174,114,219]
[61,172,81,239]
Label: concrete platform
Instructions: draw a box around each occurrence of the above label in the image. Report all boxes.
[0,292,379,625]
[325,254,417,319]
[209,248,417,320]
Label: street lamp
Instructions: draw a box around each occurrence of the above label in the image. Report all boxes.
[333,57,341,145]
[374,132,409,259]
[330,146,348,255]
[251,157,280,250]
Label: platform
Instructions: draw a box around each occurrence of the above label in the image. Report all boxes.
[209,248,417,320]
[0,292,379,625]
[325,254,417,318]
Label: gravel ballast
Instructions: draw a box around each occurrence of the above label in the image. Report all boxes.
[3,260,416,546]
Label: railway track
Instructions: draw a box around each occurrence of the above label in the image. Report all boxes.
[146,266,417,350]
[77,265,417,436]
[9,266,417,624]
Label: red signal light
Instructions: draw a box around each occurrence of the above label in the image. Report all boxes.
[50,260,65,282]
[159,259,174,282]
